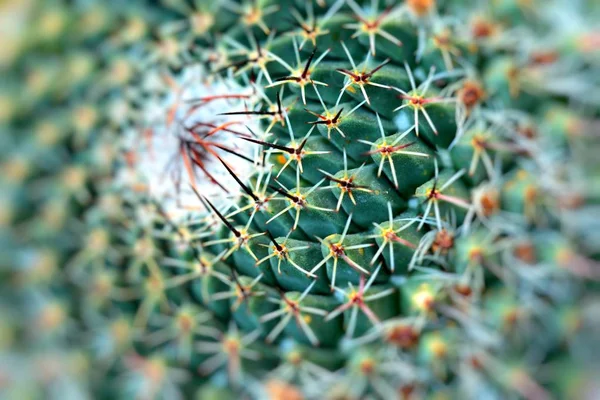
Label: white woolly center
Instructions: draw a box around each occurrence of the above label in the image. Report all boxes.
[121,64,259,218]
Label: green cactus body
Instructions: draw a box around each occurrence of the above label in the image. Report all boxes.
[3,0,600,399]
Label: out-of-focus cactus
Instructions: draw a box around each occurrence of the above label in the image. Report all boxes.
[2,0,600,399]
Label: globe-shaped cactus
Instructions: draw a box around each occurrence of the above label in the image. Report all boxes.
[2,0,600,399]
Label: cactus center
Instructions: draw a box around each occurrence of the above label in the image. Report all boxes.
[145,275,164,293]
[330,243,346,257]
[432,229,454,253]
[556,248,573,266]
[198,257,211,273]
[383,228,397,241]
[134,237,155,259]
[524,186,537,202]
[290,194,307,209]
[266,380,304,400]
[223,336,241,355]
[247,50,269,69]
[349,291,364,305]
[433,31,453,50]
[479,190,499,216]
[351,72,370,84]
[386,324,420,348]
[268,104,285,124]
[426,188,440,200]
[513,242,536,264]
[143,358,167,383]
[407,0,436,16]
[190,13,214,35]
[409,96,426,108]
[322,110,343,128]
[471,17,497,39]
[429,337,448,358]
[287,351,303,365]
[468,247,484,263]
[177,313,194,333]
[234,284,249,301]
[503,308,520,326]
[273,244,289,260]
[517,125,537,139]
[471,135,488,151]
[284,300,300,314]
[459,81,485,108]
[337,177,355,192]
[454,283,473,297]
[253,196,270,211]
[300,25,325,46]
[413,285,435,311]
[243,7,262,26]
[359,358,376,375]
[360,19,382,34]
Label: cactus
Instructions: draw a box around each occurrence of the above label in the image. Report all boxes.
[2,0,600,398]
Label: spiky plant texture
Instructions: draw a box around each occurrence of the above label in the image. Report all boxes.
[2,0,600,399]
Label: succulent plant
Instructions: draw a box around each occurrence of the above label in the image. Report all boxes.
[3,0,600,399]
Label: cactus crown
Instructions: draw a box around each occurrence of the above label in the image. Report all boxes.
[3,0,600,399]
